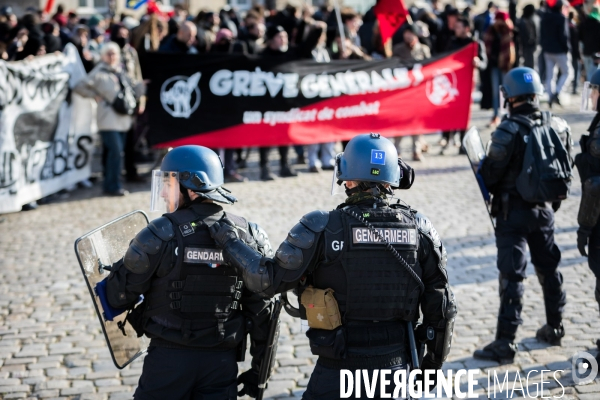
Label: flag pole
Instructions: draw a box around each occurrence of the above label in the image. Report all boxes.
[332,0,347,55]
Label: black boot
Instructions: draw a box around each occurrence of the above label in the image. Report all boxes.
[473,339,517,364]
[280,164,297,178]
[260,167,275,181]
[536,323,565,346]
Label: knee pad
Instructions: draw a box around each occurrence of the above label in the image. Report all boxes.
[499,274,524,303]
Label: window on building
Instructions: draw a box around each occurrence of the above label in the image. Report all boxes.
[78,0,108,14]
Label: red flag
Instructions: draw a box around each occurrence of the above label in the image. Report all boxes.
[374,0,409,45]
[546,0,558,7]
[44,0,56,14]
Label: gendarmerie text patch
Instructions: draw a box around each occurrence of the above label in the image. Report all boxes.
[352,227,417,245]
[184,248,224,263]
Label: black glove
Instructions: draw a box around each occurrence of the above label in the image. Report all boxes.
[552,201,561,212]
[237,369,261,398]
[415,353,443,393]
[208,218,239,247]
[578,226,593,257]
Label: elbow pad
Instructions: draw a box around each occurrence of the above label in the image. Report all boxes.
[224,239,271,293]
[427,287,457,363]
[578,176,600,228]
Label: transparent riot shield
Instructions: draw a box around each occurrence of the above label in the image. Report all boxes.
[462,127,496,228]
[74,210,150,369]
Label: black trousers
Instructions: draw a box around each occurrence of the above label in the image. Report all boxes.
[494,205,565,340]
[302,361,408,400]
[587,220,600,311]
[134,346,238,400]
[259,146,289,168]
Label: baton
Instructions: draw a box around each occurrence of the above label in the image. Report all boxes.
[407,321,420,369]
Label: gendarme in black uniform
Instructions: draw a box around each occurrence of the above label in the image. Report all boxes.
[575,68,600,362]
[105,146,273,399]
[210,134,456,399]
[475,67,572,363]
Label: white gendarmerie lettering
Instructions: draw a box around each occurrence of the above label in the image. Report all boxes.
[184,247,225,263]
[352,228,417,245]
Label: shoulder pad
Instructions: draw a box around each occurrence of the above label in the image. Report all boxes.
[415,213,441,248]
[227,213,249,231]
[286,221,316,250]
[551,116,570,134]
[124,241,150,274]
[490,128,515,145]
[248,222,274,257]
[274,241,304,270]
[487,142,508,161]
[496,119,521,135]
[590,133,600,159]
[147,217,175,241]
[300,210,329,232]
[132,226,164,255]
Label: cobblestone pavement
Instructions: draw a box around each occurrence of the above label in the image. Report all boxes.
[1,98,600,399]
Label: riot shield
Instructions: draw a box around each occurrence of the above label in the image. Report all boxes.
[74,210,150,369]
[257,297,283,400]
[462,127,496,228]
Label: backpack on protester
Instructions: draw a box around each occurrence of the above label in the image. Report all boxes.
[111,71,137,116]
[94,68,137,116]
[509,111,572,203]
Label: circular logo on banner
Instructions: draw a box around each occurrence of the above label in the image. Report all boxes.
[160,72,201,119]
[426,69,459,106]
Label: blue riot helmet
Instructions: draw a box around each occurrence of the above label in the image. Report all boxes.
[150,145,236,213]
[332,133,414,196]
[581,68,600,113]
[501,67,544,99]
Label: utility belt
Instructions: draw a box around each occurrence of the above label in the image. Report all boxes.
[147,315,250,361]
[317,349,407,370]
[492,193,549,219]
[148,337,236,350]
[306,322,408,363]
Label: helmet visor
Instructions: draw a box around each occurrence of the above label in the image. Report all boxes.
[331,152,346,196]
[581,81,600,113]
[150,170,180,213]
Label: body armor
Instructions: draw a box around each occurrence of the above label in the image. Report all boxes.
[211,202,454,366]
[136,205,262,346]
[576,122,600,183]
[311,205,422,323]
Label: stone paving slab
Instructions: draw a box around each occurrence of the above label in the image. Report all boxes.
[2,100,600,399]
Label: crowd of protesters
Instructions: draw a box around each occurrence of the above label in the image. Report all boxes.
[1,0,599,193]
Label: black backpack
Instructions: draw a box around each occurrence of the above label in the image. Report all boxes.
[111,71,137,116]
[510,112,572,203]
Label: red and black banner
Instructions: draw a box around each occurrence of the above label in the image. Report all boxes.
[144,43,477,149]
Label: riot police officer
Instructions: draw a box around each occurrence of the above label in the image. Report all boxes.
[575,68,600,361]
[474,67,571,363]
[104,145,274,399]
[209,134,457,399]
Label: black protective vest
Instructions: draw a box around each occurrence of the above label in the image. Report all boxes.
[576,119,600,182]
[313,204,422,324]
[144,206,244,341]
